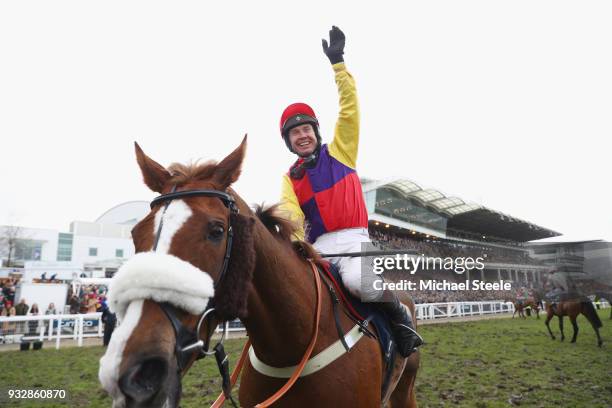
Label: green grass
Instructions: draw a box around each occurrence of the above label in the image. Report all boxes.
[0,310,610,407]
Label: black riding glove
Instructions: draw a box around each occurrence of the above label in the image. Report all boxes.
[322,26,345,65]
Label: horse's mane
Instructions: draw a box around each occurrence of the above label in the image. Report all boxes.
[254,204,297,241]
[254,204,323,264]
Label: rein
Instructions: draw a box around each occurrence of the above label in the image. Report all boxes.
[212,259,323,408]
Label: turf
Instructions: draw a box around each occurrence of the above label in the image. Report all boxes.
[0,310,610,407]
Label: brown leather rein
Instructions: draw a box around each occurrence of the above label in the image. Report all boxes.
[211,259,323,407]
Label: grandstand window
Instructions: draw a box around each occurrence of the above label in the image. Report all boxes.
[115,249,124,258]
[374,188,447,233]
[364,190,376,213]
[57,233,73,261]
[389,180,421,194]
[412,189,444,203]
[13,239,43,261]
[89,247,98,257]
[430,197,464,211]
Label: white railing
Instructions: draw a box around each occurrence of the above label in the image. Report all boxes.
[2,301,608,349]
[0,313,103,349]
[415,300,514,320]
[597,300,611,308]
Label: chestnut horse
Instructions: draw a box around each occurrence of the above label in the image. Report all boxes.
[544,300,603,347]
[99,137,420,408]
[511,298,540,319]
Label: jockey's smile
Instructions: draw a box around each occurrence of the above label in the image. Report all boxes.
[289,124,318,156]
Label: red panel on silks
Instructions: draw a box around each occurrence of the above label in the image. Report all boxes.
[289,144,368,243]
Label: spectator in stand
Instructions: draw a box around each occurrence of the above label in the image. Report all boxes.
[0,307,7,337]
[101,300,116,347]
[29,303,40,314]
[2,307,17,338]
[28,303,40,335]
[45,302,57,315]
[15,298,29,316]
[86,295,98,313]
[4,283,16,305]
[69,295,80,314]
[44,302,57,334]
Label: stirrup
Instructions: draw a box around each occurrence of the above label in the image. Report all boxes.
[392,323,424,357]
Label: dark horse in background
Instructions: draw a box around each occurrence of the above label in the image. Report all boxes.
[99,138,420,408]
[544,296,603,347]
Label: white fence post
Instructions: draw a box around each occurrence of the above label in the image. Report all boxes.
[56,317,62,350]
[78,316,84,347]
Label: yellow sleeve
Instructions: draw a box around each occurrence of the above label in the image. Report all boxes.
[328,62,360,169]
[280,174,305,241]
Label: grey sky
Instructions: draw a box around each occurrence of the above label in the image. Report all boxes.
[1,1,611,242]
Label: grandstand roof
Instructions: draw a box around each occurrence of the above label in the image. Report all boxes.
[95,201,149,226]
[363,178,561,242]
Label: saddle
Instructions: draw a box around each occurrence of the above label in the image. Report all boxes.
[318,261,397,397]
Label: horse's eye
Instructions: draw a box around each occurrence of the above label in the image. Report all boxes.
[208,225,225,241]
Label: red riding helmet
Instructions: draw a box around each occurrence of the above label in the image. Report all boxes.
[279,102,321,152]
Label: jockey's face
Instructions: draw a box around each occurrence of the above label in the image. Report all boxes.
[288,124,317,156]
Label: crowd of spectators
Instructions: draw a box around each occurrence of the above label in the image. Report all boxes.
[370,228,542,267]
[0,295,61,343]
[573,279,612,296]
[411,288,512,304]
[67,284,108,315]
[0,280,110,343]
[368,228,546,303]
[0,278,19,312]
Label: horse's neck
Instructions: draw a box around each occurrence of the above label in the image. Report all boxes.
[242,224,318,366]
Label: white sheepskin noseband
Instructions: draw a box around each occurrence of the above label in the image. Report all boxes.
[108,252,215,320]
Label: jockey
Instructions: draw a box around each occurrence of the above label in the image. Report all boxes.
[545,269,566,306]
[279,26,423,358]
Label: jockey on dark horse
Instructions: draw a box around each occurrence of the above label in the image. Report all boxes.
[546,268,585,310]
[278,26,423,358]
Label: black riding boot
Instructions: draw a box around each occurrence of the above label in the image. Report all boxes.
[379,295,423,358]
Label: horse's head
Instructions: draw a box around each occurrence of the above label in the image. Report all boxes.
[99,137,256,408]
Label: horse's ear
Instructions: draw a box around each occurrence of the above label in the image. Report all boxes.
[214,213,256,320]
[214,135,247,188]
[134,142,171,193]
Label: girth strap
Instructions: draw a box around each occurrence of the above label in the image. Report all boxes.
[248,323,365,378]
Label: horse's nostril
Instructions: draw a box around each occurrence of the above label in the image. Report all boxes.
[119,357,168,403]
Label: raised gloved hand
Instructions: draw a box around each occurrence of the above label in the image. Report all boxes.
[322,25,345,65]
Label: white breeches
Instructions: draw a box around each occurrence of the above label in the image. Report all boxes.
[313,228,382,302]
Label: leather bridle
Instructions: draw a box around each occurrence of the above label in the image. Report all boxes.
[149,187,238,374]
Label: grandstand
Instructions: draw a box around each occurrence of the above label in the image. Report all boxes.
[361,178,560,295]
